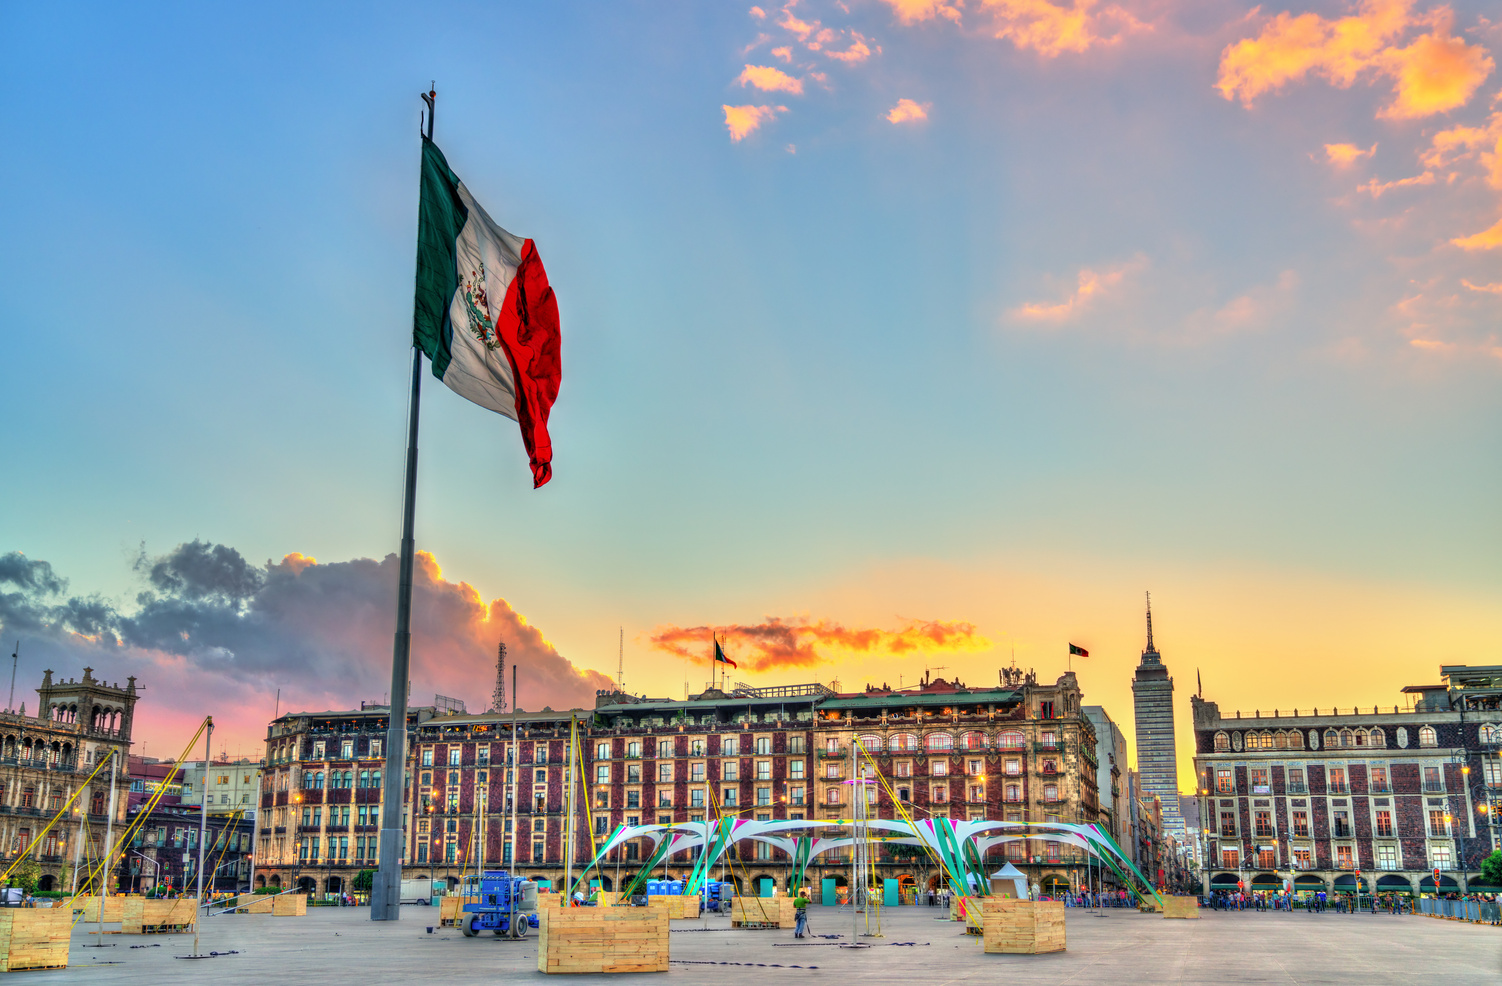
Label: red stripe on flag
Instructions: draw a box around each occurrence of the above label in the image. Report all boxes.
[496,239,562,487]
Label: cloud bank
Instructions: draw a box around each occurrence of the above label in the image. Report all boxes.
[0,542,613,757]
[647,616,989,672]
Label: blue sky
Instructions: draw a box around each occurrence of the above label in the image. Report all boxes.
[2,1,1499,778]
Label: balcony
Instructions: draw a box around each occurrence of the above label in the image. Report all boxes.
[818,748,846,759]
[1422,783,1446,794]
[1033,743,1061,754]
[1287,784,1307,794]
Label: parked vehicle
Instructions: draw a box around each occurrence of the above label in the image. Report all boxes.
[400,878,441,905]
[460,870,540,939]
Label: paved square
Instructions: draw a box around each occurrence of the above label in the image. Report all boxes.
[51,904,1501,985]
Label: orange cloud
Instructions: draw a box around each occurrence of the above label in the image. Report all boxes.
[980,0,1147,58]
[1380,24,1494,118]
[723,104,788,141]
[1324,141,1377,166]
[1451,215,1502,249]
[647,616,991,672]
[1216,1,1493,119]
[1356,170,1435,196]
[737,63,805,94]
[827,36,873,62]
[1010,259,1141,322]
[771,45,793,61]
[750,5,767,18]
[887,97,931,123]
[1462,278,1502,293]
[1422,110,1502,186]
[880,0,963,23]
[778,7,817,40]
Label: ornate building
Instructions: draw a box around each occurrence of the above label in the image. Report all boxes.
[1191,664,1501,896]
[0,668,136,891]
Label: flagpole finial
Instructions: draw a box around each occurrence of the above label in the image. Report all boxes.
[420,87,436,140]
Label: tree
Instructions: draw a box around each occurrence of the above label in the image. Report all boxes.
[353,869,375,892]
[1481,849,1502,887]
[7,858,40,896]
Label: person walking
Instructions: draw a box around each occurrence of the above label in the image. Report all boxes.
[793,888,809,939]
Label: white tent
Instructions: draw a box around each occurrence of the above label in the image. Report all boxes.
[989,864,1029,900]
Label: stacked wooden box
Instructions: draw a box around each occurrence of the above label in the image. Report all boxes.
[72,895,126,923]
[439,895,477,926]
[122,897,197,934]
[645,894,700,919]
[1161,896,1200,920]
[537,902,668,974]
[237,894,275,914]
[272,894,307,917]
[0,908,71,971]
[981,898,1065,955]
[730,896,794,929]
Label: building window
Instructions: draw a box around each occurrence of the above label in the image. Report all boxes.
[723,788,738,807]
[1004,758,1020,776]
[627,764,641,784]
[723,761,739,782]
[1370,766,1389,793]
[1429,809,1449,837]
[1377,844,1398,870]
[596,765,610,784]
[659,763,673,783]
[1292,846,1311,869]
[931,760,949,777]
[421,748,433,767]
[1220,812,1236,837]
[1221,847,1239,868]
[895,761,911,778]
[968,784,985,802]
[754,737,771,755]
[1042,783,1058,802]
[926,733,954,752]
[690,740,705,756]
[1257,847,1275,869]
[1287,767,1306,793]
[535,746,548,764]
[1336,845,1353,869]
[1254,810,1273,838]
[961,731,987,751]
[1215,769,1233,794]
[1431,845,1451,870]
[1375,810,1393,837]
[967,759,983,776]
[790,786,805,805]
[756,761,771,780]
[1249,768,1269,794]
[1423,766,1444,793]
[931,784,948,803]
[998,731,1025,750]
[1039,731,1057,750]
[757,787,771,806]
[789,760,804,779]
[1328,767,1348,794]
[826,788,841,805]
[1213,731,1230,752]
[1004,783,1020,802]
[690,789,705,808]
[1418,726,1437,748]
[1333,810,1351,838]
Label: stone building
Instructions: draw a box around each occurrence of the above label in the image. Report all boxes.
[0,668,135,891]
[1083,705,1128,844]
[177,758,262,815]
[1190,664,1501,897]
[119,802,254,893]
[810,670,1100,896]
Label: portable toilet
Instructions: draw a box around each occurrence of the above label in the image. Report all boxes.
[821,878,838,906]
[883,879,899,906]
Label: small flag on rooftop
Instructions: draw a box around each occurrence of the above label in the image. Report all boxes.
[1068,643,1089,657]
[714,635,737,669]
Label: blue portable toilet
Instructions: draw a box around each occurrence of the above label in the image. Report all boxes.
[883,879,899,906]
[759,878,774,898]
[821,878,838,906]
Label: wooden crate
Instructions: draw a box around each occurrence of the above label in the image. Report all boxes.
[238,894,275,914]
[122,897,197,934]
[981,898,1065,955]
[272,894,307,917]
[645,894,700,919]
[537,902,668,974]
[0,908,71,971]
[71,895,126,923]
[730,896,795,929]
[1162,896,1200,920]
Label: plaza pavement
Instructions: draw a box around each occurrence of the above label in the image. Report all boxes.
[48,903,1500,985]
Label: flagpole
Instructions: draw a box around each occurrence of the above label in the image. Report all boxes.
[372,87,435,924]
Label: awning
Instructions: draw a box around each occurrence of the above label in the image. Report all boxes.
[1210,873,1240,886]
[1375,875,1413,890]
[1294,875,1325,887]
[1332,875,1368,889]
[1419,875,1459,889]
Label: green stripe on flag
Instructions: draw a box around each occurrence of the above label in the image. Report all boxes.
[413,137,469,380]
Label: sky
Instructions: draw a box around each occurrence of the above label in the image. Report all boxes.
[2,1,1499,788]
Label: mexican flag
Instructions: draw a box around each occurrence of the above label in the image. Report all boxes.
[714,635,737,669]
[413,137,562,487]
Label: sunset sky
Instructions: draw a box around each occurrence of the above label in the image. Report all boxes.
[2,1,1499,789]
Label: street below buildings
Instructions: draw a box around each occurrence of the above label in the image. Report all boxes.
[43,902,1501,985]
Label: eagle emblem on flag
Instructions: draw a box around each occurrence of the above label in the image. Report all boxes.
[461,264,499,350]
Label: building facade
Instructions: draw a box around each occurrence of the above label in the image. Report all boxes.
[1131,599,1185,838]
[178,758,262,815]
[1191,664,1502,896]
[119,802,255,894]
[1083,705,1128,844]
[0,668,135,892]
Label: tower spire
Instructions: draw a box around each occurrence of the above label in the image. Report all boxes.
[491,640,507,713]
[1145,590,1155,652]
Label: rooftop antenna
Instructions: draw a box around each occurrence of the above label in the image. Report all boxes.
[492,641,508,713]
[1145,591,1155,652]
[617,627,624,691]
[8,641,17,714]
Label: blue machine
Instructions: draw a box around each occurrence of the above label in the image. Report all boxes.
[460,870,541,939]
[700,881,733,913]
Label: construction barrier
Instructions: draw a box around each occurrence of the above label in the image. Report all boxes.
[646,894,700,919]
[440,895,477,927]
[72,896,126,923]
[730,896,795,929]
[1416,898,1501,923]
[538,901,668,974]
[236,894,275,914]
[272,894,307,917]
[981,899,1066,955]
[1162,896,1200,920]
[0,908,71,971]
[122,897,197,935]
